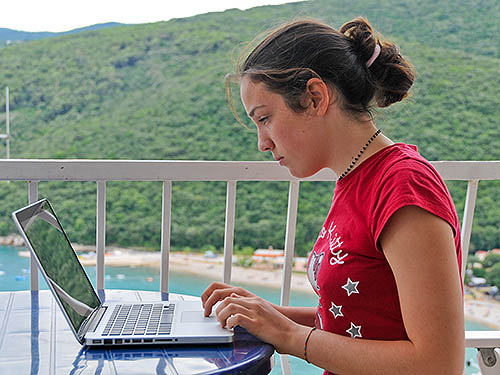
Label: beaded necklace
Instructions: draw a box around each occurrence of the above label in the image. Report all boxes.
[337,129,381,181]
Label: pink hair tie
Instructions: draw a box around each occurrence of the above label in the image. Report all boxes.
[366,44,380,68]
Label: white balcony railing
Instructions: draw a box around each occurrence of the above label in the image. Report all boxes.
[1,159,500,373]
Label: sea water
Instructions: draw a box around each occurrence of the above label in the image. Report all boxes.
[0,246,488,374]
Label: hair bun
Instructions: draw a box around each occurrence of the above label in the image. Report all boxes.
[340,17,377,65]
[341,17,416,108]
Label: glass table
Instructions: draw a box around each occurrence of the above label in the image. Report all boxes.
[0,289,275,374]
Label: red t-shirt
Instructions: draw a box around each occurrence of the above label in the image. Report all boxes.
[306,144,461,348]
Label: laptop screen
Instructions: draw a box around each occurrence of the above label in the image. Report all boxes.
[14,199,101,333]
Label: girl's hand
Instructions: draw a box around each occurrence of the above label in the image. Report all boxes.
[214,292,304,354]
[201,281,257,317]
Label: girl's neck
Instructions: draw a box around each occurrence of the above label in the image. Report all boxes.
[328,120,394,178]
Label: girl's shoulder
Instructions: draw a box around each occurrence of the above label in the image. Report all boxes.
[339,142,437,186]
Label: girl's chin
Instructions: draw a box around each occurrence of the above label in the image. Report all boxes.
[287,164,325,179]
[287,167,313,179]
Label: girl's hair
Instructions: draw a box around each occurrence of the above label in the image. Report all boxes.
[226,17,415,122]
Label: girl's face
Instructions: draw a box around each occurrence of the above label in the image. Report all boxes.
[240,76,332,178]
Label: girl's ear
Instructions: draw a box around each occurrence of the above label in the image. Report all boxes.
[304,78,332,117]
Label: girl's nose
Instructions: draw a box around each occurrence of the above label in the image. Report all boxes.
[257,129,273,152]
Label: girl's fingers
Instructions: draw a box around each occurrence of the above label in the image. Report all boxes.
[217,301,254,328]
[201,281,230,306]
[226,312,254,330]
[203,288,233,317]
[202,283,255,317]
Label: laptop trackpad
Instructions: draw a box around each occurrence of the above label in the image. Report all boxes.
[181,311,217,323]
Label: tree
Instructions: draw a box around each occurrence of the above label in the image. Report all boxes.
[486,262,500,289]
[483,253,500,269]
[472,267,487,279]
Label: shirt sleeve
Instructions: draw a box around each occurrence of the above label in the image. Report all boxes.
[370,158,459,253]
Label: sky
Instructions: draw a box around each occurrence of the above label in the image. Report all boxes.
[0,0,303,32]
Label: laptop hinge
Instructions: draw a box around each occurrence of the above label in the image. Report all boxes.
[78,305,107,339]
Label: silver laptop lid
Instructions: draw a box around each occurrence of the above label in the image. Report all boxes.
[12,199,101,342]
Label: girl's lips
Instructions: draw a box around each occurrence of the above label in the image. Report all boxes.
[278,157,285,165]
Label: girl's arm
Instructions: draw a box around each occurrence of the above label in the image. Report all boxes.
[272,305,316,327]
[216,205,465,374]
[201,282,317,326]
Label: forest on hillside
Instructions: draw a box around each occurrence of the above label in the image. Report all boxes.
[0,0,499,255]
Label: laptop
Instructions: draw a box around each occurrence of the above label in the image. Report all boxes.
[12,198,233,346]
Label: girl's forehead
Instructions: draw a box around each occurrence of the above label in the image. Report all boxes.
[240,78,264,112]
[240,77,280,110]
[240,76,261,99]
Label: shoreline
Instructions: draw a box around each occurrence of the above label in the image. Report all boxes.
[464,292,500,330]
[11,243,500,329]
[17,245,316,295]
[78,246,315,295]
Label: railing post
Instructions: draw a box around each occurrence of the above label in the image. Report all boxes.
[96,181,106,290]
[223,181,237,284]
[281,180,300,307]
[160,180,172,293]
[279,180,300,375]
[5,87,10,159]
[28,181,39,291]
[461,180,479,282]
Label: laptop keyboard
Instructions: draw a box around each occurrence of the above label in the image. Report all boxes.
[102,304,175,336]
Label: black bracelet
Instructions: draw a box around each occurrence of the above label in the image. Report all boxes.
[304,326,316,363]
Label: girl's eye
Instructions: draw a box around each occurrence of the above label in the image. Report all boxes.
[258,116,269,124]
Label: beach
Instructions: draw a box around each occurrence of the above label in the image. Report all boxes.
[18,245,316,295]
[15,244,500,329]
[465,290,500,330]
[90,248,316,294]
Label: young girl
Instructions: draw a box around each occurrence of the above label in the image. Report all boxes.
[201,17,465,374]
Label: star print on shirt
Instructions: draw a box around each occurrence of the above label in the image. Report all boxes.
[342,277,359,296]
[346,322,362,338]
[328,301,343,319]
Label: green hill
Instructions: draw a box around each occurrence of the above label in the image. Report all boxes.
[0,0,498,255]
[0,23,125,46]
